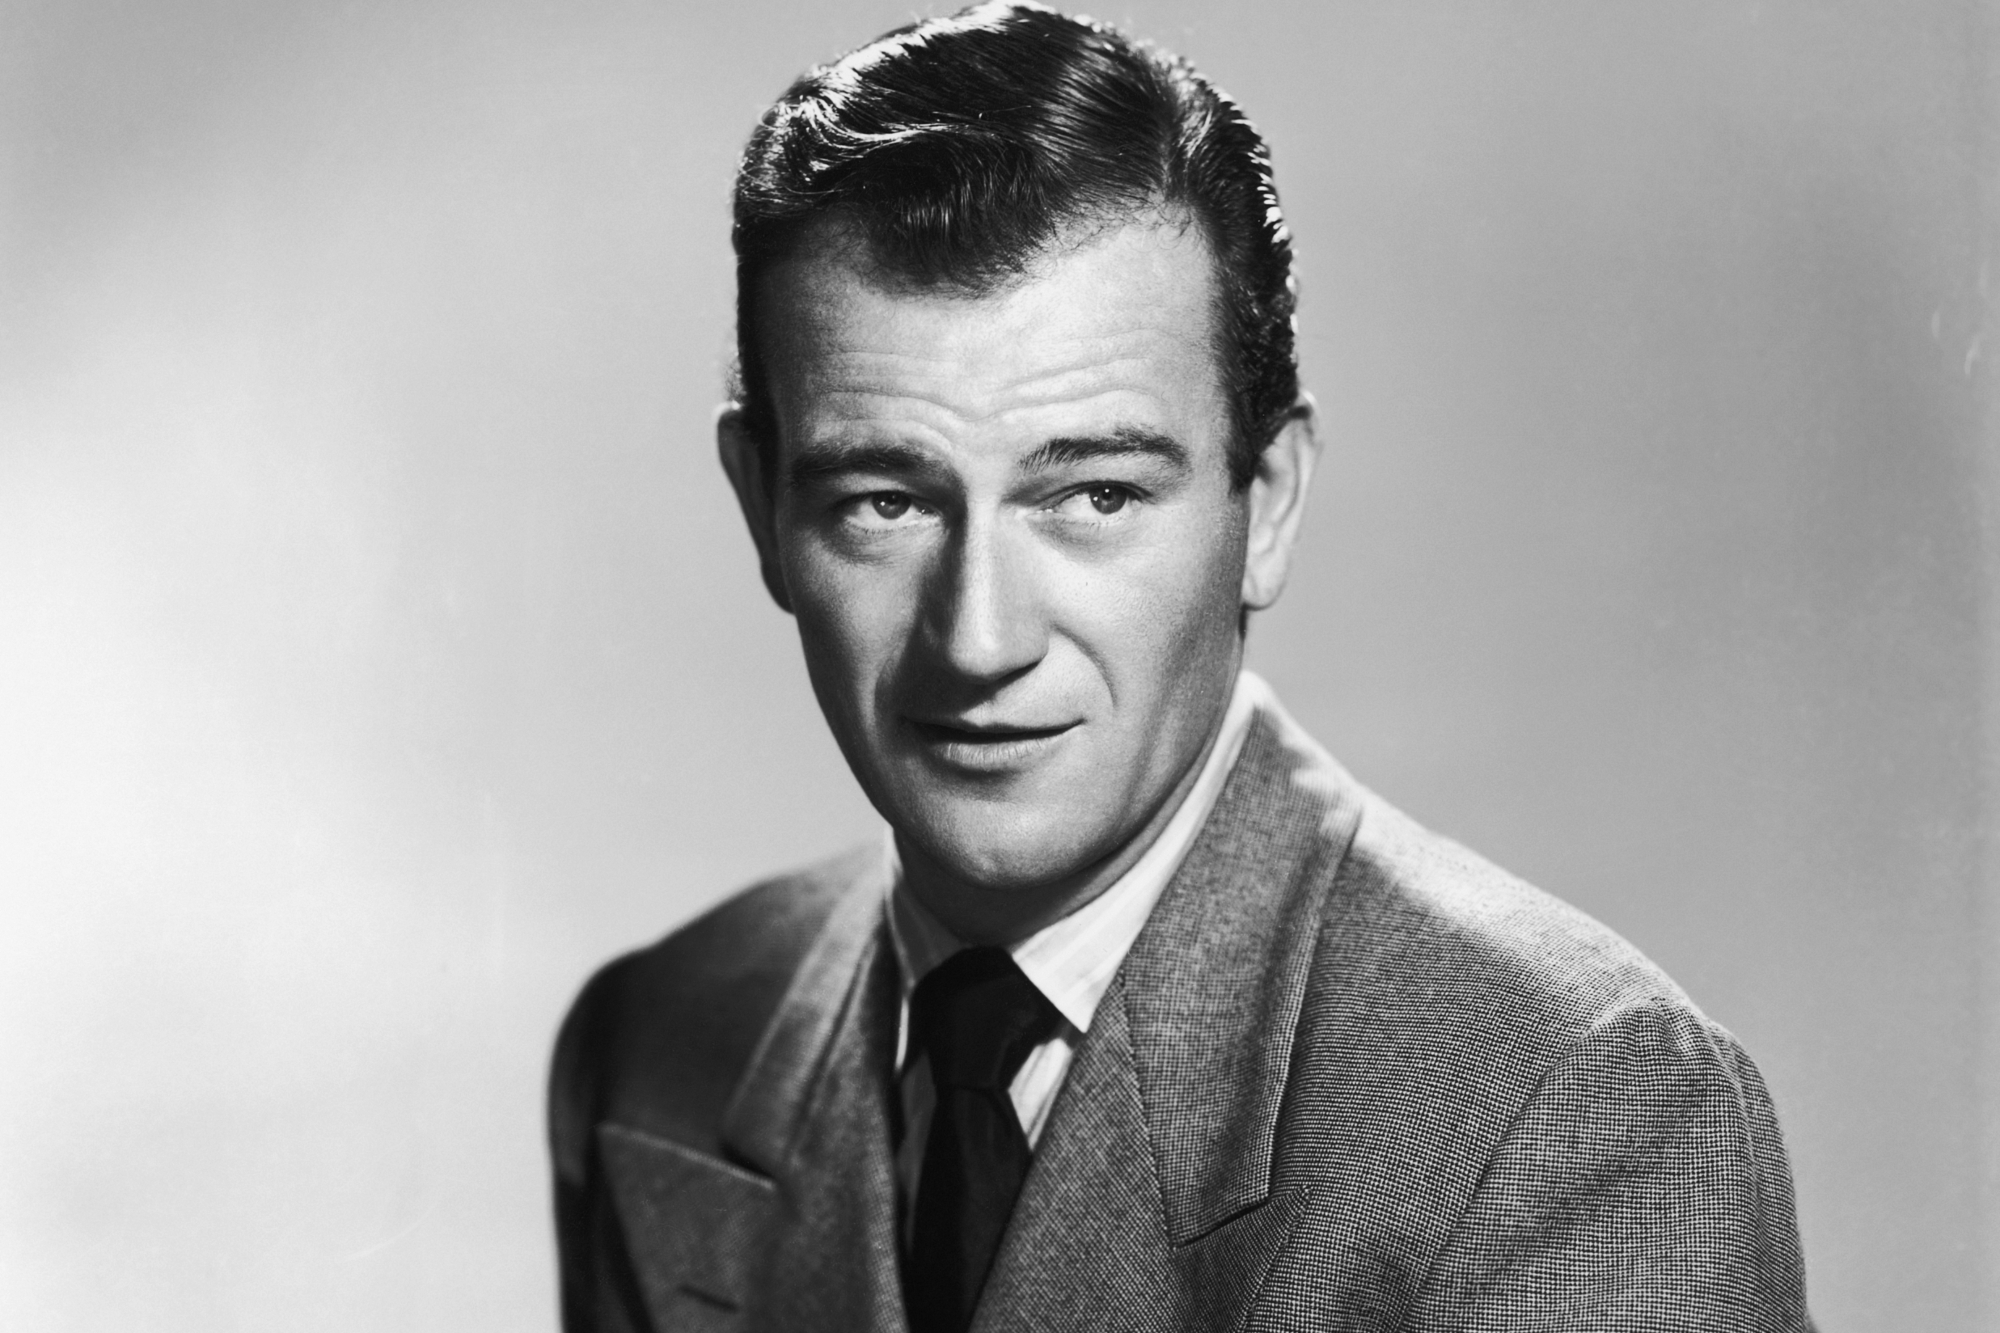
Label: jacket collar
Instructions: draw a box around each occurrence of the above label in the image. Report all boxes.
[1113,693,1365,1240]
[719,853,909,1333]
[719,853,893,1177]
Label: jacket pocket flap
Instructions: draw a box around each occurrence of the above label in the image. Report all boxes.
[598,1123,779,1319]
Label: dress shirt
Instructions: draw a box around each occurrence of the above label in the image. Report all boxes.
[884,670,1267,1233]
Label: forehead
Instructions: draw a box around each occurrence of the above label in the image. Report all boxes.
[754,220,1229,460]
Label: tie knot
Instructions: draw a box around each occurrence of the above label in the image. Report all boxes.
[909,947,1060,1091]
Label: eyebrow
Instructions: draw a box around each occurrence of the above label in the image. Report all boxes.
[786,441,935,491]
[783,425,1193,491]
[1020,427,1192,476]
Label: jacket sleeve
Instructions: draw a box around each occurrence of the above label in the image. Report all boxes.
[1405,1000,1813,1332]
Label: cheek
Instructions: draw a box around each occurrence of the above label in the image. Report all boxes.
[1075,506,1247,683]
[782,542,913,702]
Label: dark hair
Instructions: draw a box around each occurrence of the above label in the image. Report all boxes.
[730,1,1298,489]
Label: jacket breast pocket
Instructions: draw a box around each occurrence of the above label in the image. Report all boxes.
[597,1123,780,1330]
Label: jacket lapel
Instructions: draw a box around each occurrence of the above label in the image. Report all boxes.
[721,872,909,1333]
[600,863,908,1333]
[976,699,1364,1331]
[597,1123,781,1328]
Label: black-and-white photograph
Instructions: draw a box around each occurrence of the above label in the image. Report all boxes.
[2,2,1992,1330]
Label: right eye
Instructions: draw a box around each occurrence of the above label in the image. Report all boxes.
[839,490,936,532]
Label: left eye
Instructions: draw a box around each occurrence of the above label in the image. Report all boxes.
[1083,485,1130,515]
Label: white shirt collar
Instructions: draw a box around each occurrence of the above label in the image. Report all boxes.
[886,670,1267,1049]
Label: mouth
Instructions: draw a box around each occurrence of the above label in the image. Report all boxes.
[906,717,1079,773]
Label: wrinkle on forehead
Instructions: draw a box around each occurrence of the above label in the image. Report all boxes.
[758,218,1229,446]
[807,347,1183,426]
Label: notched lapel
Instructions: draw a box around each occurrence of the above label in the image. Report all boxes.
[602,868,906,1333]
[716,871,907,1333]
[1121,703,1364,1242]
[1171,1187,1310,1331]
[598,1124,779,1326]
[976,982,1311,1333]
[973,982,1174,1333]
[721,866,891,1178]
[755,933,909,1333]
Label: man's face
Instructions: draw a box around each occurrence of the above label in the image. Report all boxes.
[744,220,1262,901]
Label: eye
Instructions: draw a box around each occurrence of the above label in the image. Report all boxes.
[1046,483,1142,524]
[838,489,935,533]
[1086,485,1129,515]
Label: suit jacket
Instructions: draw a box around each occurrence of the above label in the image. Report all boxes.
[549,698,1812,1332]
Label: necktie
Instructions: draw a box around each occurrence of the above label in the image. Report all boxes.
[905,946,1061,1333]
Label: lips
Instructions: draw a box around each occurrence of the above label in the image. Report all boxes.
[906,717,1079,773]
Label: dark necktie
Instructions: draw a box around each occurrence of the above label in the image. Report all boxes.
[905,946,1061,1333]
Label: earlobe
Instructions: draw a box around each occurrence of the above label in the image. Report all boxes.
[716,405,794,614]
[1240,393,1322,613]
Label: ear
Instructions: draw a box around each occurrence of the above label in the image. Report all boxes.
[716,404,793,614]
[1240,393,1322,612]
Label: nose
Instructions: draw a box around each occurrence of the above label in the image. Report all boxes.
[924,511,1047,684]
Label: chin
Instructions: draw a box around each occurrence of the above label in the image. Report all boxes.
[901,798,1109,893]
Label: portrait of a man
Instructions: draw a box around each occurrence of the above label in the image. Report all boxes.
[3,1,1989,1330]
[548,6,1812,1328]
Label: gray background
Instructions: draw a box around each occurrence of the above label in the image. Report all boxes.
[1,0,1993,1328]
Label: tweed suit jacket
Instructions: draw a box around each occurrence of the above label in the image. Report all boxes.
[549,698,1812,1332]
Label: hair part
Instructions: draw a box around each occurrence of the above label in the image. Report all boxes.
[730,0,1299,491]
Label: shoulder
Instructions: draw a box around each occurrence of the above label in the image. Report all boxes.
[1236,692,1690,1043]
[1222,695,1723,1109]
[1287,778,1766,1187]
[1265,784,1807,1323]
[1333,789,1690,1026]
[547,843,879,1181]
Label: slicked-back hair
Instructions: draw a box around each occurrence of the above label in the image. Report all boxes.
[731,1,1299,490]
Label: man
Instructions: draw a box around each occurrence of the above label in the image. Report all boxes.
[548,4,1813,1330]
